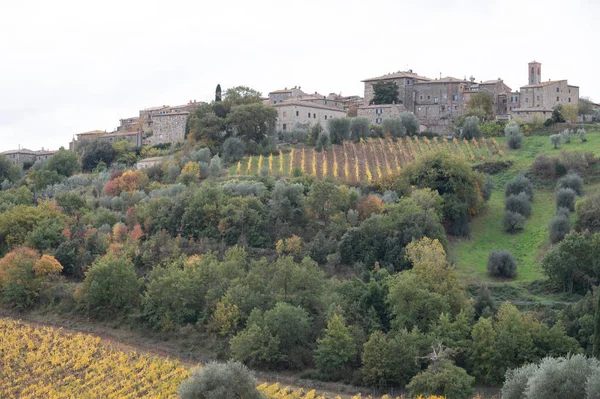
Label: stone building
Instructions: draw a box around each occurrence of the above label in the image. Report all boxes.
[357,103,407,125]
[272,101,347,132]
[1,148,57,164]
[70,129,143,150]
[510,61,579,122]
[146,113,189,145]
[362,70,431,107]
[268,87,306,104]
[136,156,167,170]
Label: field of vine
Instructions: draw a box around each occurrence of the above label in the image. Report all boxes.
[0,318,189,398]
[230,136,503,183]
[0,318,457,398]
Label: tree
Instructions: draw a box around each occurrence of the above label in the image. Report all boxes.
[487,250,517,278]
[576,193,600,232]
[215,84,222,102]
[187,103,227,148]
[314,313,357,379]
[308,122,323,145]
[552,104,566,123]
[0,155,21,183]
[45,148,80,177]
[78,253,140,316]
[594,290,600,358]
[400,112,420,136]
[557,173,584,196]
[504,121,523,149]
[209,155,222,177]
[81,141,114,171]
[223,86,263,107]
[556,188,576,212]
[307,180,346,222]
[505,192,532,218]
[549,214,571,244]
[550,134,561,149]
[0,247,41,308]
[407,359,474,399]
[33,255,62,276]
[460,116,481,140]
[327,118,351,144]
[369,80,400,105]
[505,175,534,201]
[315,130,331,152]
[469,317,497,384]
[562,104,579,123]
[178,360,263,399]
[466,92,493,121]
[222,137,246,163]
[382,117,406,137]
[227,103,277,144]
[503,211,525,233]
[350,117,370,141]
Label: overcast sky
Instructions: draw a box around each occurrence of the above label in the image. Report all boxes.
[1,0,598,152]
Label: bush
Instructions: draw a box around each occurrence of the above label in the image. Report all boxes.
[531,154,561,180]
[505,175,533,201]
[460,116,481,140]
[349,117,370,141]
[556,173,583,196]
[209,155,222,177]
[556,188,576,212]
[407,360,474,399]
[189,147,212,164]
[472,160,513,175]
[178,360,262,399]
[399,112,420,136]
[382,117,406,137]
[503,211,525,233]
[316,130,331,152]
[505,192,532,218]
[501,363,539,399]
[78,253,140,316]
[222,137,246,163]
[549,214,571,244]
[504,121,523,149]
[561,128,572,144]
[487,250,517,278]
[482,175,494,201]
[557,207,571,218]
[550,134,562,148]
[327,118,350,144]
[576,193,600,232]
[0,247,41,309]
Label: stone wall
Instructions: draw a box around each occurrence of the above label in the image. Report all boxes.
[519,80,579,111]
[146,113,188,145]
[357,104,406,125]
[414,82,468,122]
[274,102,347,132]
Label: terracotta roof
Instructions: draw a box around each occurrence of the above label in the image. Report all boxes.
[521,80,564,88]
[271,101,347,112]
[480,79,503,84]
[414,76,468,84]
[76,130,106,136]
[152,112,190,117]
[362,71,431,82]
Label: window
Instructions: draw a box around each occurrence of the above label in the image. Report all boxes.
[418,107,422,111]
[427,95,431,100]
[282,111,287,117]
[314,113,316,119]
[283,123,287,131]
[453,94,458,101]
[536,96,540,101]
[441,105,445,111]
[557,87,560,92]
[557,97,560,102]
[434,97,438,104]
[376,118,382,124]
[376,108,382,114]
[296,111,299,116]
[325,115,327,120]
[454,105,458,110]
[443,93,447,100]
[568,98,571,103]
[308,113,311,118]
[420,95,423,100]
[525,98,529,103]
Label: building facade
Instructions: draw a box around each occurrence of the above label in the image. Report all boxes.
[268,87,306,104]
[362,70,431,107]
[145,113,189,145]
[272,101,347,132]
[357,103,407,125]
[1,148,57,164]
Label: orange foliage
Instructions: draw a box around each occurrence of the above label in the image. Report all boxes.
[0,247,40,286]
[357,195,384,220]
[33,255,63,276]
[112,223,128,242]
[129,224,144,241]
[104,169,149,196]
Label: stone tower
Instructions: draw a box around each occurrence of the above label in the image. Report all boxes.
[528,61,541,85]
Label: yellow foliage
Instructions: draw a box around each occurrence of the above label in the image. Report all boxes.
[181,162,200,178]
[33,255,63,277]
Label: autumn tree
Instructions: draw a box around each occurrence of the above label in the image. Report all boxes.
[33,255,63,276]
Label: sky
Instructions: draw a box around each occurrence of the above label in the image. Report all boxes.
[0,0,598,152]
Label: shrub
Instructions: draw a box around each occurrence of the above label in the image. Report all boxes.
[556,188,576,212]
[487,250,517,278]
[460,116,481,140]
[327,118,350,144]
[189,147,212,164]
[0,247,41,309]
[382,117,406,137]
[505,192,532,218]
[482,175,494,201]
[316,130,331,152]
[79,253,140,315]
[501,363,539,399]
[561,128,572,144]
[221,137,245,163]
[576,193,600,232]
[504,121,523,149]
[473,160,513,175]
[400,112,420,136]
[407,360,474,399]
[33,255,63,276]
[350,117,370,141]
[178,361,262,399]
[577,128,587,142]
[557,207,571,218]
[531,154,560,180]
[550,134,561,149]
[208,155,222,177]
[505,175,533,201]
[549,215,571,244]
[556,173,583,196]
[503,211,525,233]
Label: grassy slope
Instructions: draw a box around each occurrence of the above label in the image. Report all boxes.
[452,130,600,285]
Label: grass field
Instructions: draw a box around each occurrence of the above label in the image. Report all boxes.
[452,129,600,285]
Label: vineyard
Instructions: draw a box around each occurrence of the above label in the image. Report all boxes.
[0,318,456,398]
[230,136,503,183]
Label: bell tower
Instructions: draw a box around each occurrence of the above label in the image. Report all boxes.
[528,61,541,85]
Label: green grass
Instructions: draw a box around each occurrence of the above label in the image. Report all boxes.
[453,129,600,285]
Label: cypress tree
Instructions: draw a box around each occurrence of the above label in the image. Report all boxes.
[215,84,222,102]
[594,291,600,358]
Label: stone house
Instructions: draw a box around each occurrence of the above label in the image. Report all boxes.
[272,101,347,132]
[145,113,188,145]
[362,70,431,107]
[136,156,166,170]
[70,129,143,150]
[268,87,306,104]
[1,148,57,164]
[357,103,407,125]
[138,101,201,140]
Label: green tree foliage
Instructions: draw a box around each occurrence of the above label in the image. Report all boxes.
[112,139,138,166]
[222,137,246,163]
[542,232,600,294]
[81,141,115,171]
[381,117,406,138]
[556,188,576,212]
[505,121,523,149]
[503,211,525,233]
[505,192,532,218]
[45,148,81,177]
[0,247,41,309]
[552,104,566,123]
[350,117,370,141]
[400,112,420,137]
[361,329,422,387]
[178,360,263,399]
[549,214,571,244]
[594,291,600,358]
[55,191,88,216]
[501,363,539,399]
[79,253,140,315]
[576,193,600,232]
[505,175,534,201]
[315,313,357,379]
[399,151,486,236]
[215,84,222,102]
[407,359,474,399]
[0,154,21,183]
[550,134,562,148]
[187,103,227,148]
[0,186,33,212]
[466,92,494,121]
[226,103,277,144]
[223,86,263,107]
[369,81,400,105]
[460,116,481,140]
[487,250,518,278]
[327,118,351,144]
[307,180,347,222]
[557,173,584,196]
[315,130,331,152]
[308,122,323,145]
[469,317,497,384]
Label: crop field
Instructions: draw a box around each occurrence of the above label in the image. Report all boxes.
[230,136,503,182]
